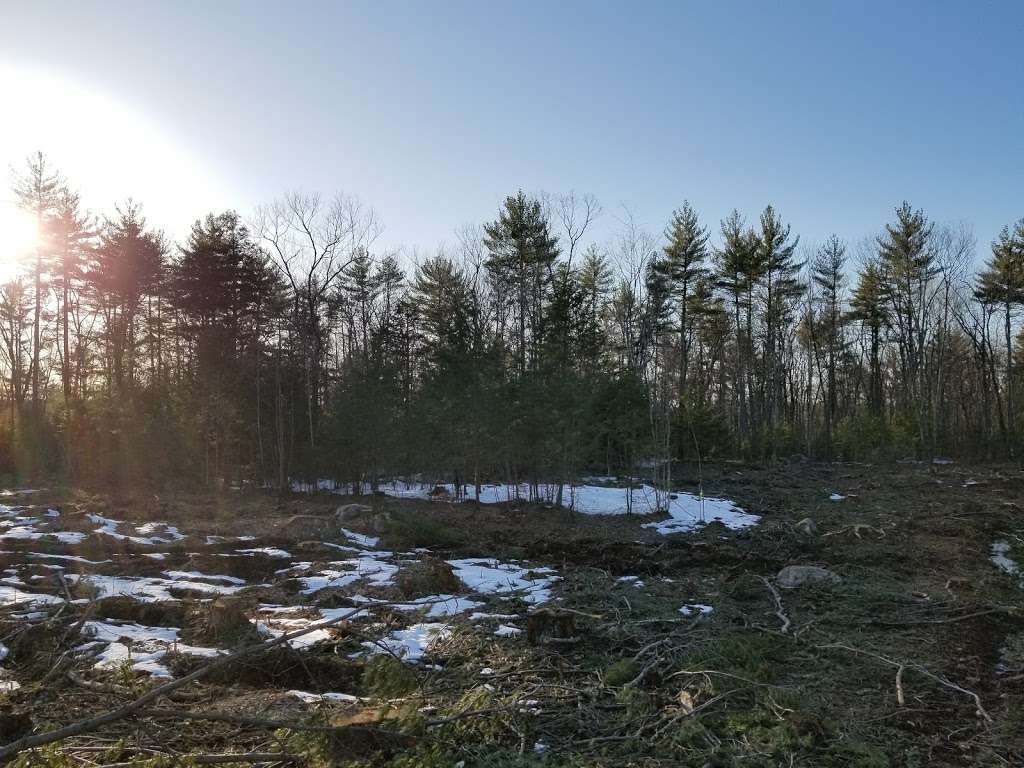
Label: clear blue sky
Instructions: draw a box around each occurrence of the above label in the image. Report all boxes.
[1,0,1022,258]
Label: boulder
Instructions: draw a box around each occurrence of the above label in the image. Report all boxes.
[776,565,840,589]
[794,517,818,536]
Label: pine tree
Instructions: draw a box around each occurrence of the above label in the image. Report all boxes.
[12,152,61,410]
[757,204,801,454]
[46,188,93,477]
[92,202,166,396]
[811,235,847,455]
[483,192,559,375]
[653,202,709,406]
[975,220,1024,448]
[877,202,936,449]
[850,259,888,418]
[715,211,760,446]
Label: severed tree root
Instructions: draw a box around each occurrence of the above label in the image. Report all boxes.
[823,523,886,539]
[759,576,790,634]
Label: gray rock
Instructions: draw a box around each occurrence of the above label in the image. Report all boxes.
[776,565,840,589]
[334,503,373,522]
[794,517,818,536]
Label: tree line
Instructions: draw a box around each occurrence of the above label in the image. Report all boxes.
[3,152,1023,490]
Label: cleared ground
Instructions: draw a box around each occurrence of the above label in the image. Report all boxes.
[0,461,1021,767]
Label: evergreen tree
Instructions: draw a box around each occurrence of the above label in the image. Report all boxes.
[975,220,1024,448]
[877,202,937,450]
[850,259,888,418]
[12,152,61,410]
[653,201,709,406]
[757,204,801,454]
[483,192,559,375]
[811,235,847,455]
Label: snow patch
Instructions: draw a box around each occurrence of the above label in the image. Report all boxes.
[679,603,714,616]
[360,622,451,663]
[447,558,559,604]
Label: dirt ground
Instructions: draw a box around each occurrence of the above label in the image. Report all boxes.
[1,460,1022,767]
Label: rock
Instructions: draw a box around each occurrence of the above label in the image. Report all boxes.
[776,565,840,589]
[795,517,818,536]
[335,503,373,522]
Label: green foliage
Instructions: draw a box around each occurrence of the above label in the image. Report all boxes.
[362,654,419,698]
[379,508,467,551]
[675,400,731,460]
[687,632,785,684]
[833,414,916,460]
[603,658,640,686]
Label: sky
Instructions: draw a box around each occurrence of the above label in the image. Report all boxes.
[1,0,1022,262]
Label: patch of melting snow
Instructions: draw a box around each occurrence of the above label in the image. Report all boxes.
[991,541,1020,580]
[163,570,246,585]
[642,493,758,535]
[339,528,380,548]
[447,558,559,604]
[0,519,86,544]
[298,553,399,594]
[88,515,185,545]
[680,603,714,616]
[380,481,758,534]
[288,689,362,704]
[205,535,257,544]
[237,547,292,559]
[356,594,483,618]
[83,620,221,678]
[494,624,522,637]
[275,561,312,575]
[0,585,64,607]
[253,607,345,649]
[72,572,245,602]
[616,575,645,587]
[360,622,451,663]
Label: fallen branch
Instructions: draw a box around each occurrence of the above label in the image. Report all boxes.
[668,668,790,689]
[0,600,387,759]
[142,707,383,733]
[759,576,790,634]
[98,752,296,767]
[817,643,991,723]
[866,607,1013,627]
[66,669,130,695]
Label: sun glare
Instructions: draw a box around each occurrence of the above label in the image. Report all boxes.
[0,203,37,282]
[0,66,234,245]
